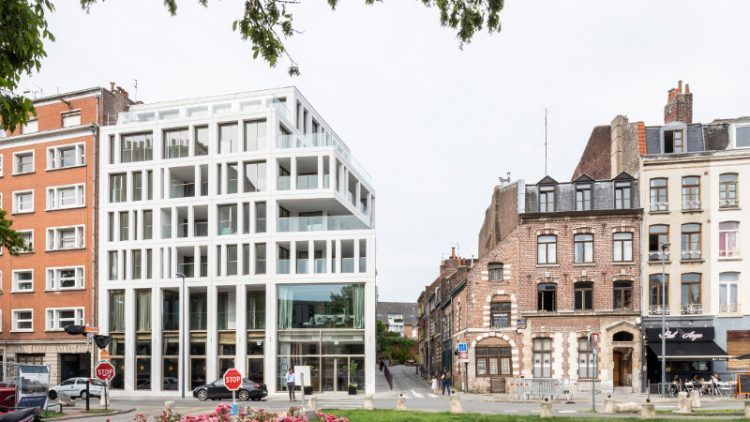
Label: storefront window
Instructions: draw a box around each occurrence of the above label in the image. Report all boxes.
[278,284,365,329]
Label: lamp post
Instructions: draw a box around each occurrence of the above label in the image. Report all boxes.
[176,272,187,399]
[659,243,670,398]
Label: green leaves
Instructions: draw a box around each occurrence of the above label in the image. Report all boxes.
[0,210,30,255]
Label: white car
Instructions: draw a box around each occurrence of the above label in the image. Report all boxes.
[50,377,105,399]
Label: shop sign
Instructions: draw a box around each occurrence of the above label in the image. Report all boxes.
[646,327,713,342]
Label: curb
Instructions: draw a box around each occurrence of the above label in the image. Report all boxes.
[41,407,136,421]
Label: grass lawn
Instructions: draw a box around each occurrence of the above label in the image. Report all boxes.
[39,411,66,420]
[83,408,116,414]
[324,409,748,421]
[656,408,744,416]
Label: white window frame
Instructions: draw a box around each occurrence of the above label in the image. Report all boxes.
[46,225,85,251]
[12,269,34,293]
[46,266,85,291]
[0,154,3,177]
[21,119,38,135]
[46,184,85,210]
[47,142,85,170]
[731,123,750,149]
[12,309,34,332]
[61,110,81,128]
[45,307,85,332]
[12,190,34,214]
[13,150,34,175]
[16,230,34,253]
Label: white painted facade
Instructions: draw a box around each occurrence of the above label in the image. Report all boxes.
[97,87,376,396]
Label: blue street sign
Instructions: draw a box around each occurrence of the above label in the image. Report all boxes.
[457,342,468,353]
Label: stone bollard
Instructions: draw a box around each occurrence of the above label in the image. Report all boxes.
[363,394,374,410]
[744,400,750,418]
[396,394,407,410]
[640,403,655,419]
[164,400,175,411]
[603,397,615,414]
[539,402,553,418]
[449,394,463,414]
[690,391,701,408]
[306,396,318,411]
[676,392,691,414]
[99,392,108,407]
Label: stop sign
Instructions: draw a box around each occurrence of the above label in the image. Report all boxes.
[95,361,116,383]
[223,368,243,391]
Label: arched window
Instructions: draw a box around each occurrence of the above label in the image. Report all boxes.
[681,223,701,261]
[681,273,702,314]
[613,331,634,341]
[578,337,595,378]
[475,339,512,377]
[537,283,556,312]
[613,281,633,310]
[648,225,669,261]
[719,222,739,257]
[649,178,668,211]
[681,176,700,210]
[648,274,669,315]
[490,295,511,328]
[574,282,593,310]
[488,263,504,282]
[719,173,738,208]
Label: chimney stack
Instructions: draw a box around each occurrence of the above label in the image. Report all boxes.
[664,80,693,124]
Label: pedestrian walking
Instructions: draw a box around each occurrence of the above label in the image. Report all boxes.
[379,358,384,372]
[286,368,296,401]
[442,369,452,395]
[431,375,440,395]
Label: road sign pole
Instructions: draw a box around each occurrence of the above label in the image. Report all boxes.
[104,384,108,412]
[300,373,305,406]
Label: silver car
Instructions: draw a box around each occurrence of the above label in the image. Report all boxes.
[50,377,105,399]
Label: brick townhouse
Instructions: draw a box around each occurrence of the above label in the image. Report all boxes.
[0,85,131,383]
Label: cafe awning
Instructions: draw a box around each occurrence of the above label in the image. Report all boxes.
[648,341,729,361]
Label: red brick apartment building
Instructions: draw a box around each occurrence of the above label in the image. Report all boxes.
[0,86,131,383]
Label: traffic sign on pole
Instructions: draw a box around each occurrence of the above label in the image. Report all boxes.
[95,361,115,383]
[223,368,243,391]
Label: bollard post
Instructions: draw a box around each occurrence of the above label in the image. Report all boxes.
[744,400,750,418]
[603,395,615,413]
[690,391,701,408]
[676,391,691,414]
[363,394,374,410]
[449,394,463,414]
[640,403,655,419]
[396,393,407,410]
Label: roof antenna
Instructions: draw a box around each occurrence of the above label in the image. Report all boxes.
[498,172,511,185]
[543,107,549,176]
[133,79,139,102]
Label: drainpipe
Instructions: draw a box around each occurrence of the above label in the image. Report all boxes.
[90,94,100,379]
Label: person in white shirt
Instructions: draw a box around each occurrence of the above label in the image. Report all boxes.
[286,368,296,401]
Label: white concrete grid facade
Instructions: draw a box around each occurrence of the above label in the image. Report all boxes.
[97,87,376,396]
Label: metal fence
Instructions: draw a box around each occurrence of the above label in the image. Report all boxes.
[383,365,393,390]
[511,378,575,401]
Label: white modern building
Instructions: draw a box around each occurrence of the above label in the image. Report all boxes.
[97,87,376,396]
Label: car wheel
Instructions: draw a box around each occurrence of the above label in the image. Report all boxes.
[196,389,208,401]
[238,390,250,401]
[80,390,88,400]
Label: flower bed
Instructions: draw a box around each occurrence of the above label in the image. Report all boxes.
[133,403,349,422]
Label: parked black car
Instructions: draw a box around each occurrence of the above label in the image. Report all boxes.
[192,379,268,401]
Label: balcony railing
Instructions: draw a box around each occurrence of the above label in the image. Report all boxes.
[177,262,194,278]
[170,182,195,198]
[341,258,355,273]
[277,132,335,149]
[296,175,318,189]
[314,258,326,274]
[650,203,669,212]
[161,224,172,239]
[682,200,701,210]
[296,258,309,274]
[681,250,702,261]
[277,176,291,190]
[277,215,369,232]
[194,221,208,237]
[359,257,367,272]
[649,305,670,315]
[163,312,180,331]
[649,251,669,262]
[277,259,290,274]
[178,222,189,238]
[719,303,740,314]
[681,304,702,315]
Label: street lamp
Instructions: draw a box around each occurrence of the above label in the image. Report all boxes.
[659,243,670,398]
[176,272,187,399]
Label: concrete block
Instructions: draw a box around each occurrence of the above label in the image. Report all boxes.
[396,394,407,410]
[539,402,553,418]
[58,393,75,407]
[306,396,318,411]
[676,392,691,414]
[615,402,640,413]
[640,403,655,419]
[744,400,750,418]
[690,391,701,408]
[602,397,615,413]
[363,394,374,410]
[449,394,462,414]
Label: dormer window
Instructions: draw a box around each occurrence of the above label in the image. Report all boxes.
[539,185,555,212]
[576,184,592,211]
[736,126,750,148]
[664,130,684,153]
[614,181,632,209]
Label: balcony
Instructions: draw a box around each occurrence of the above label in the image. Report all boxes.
[277,259,290,274]
[296,259,309,274]
[359,257,367,272]
[681,304,702,315]
[720,303,740,314]
[681,250,702,261]
[277,176,291,190]
[296,175,318,189]
[178,221,189,238]
[170,182,195,199]
[649,305,670,315]
[277,132,334,149]
[341,258,355,273]
[650,203,669,212]
[649,251,669,262]
[682,201,701,211]
[277,215,369,232]
[177,262,194,278]
[194,221,208,237]
[314,258,326,274]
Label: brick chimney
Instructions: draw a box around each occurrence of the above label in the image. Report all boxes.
[664,80,693,124]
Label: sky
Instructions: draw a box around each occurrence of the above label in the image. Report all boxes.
[22,0,750,302]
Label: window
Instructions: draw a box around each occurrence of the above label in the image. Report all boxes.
[143,210,153,240]
[21,119,38,134]
[532,338,552,378]
[719,222,739,258]
[681,223,701,260]
[613,232,633,262]
[47,144,84,169]
[490,300,511,328]
[46,267,84,290]
[46,226,84,250]
[578,337,595,378]
[243,161,267,192]
[614,181,632,209]
[649,274,669,314]
[576,184,592,211]
[719,272,739,313]
[14,151,34,174]
[61,111,81,128]
[218,204,237,235]
[46,308,84,331]
[163,128,189,159]
[255,243,266,274]
[227,163,238,194]
[649,178,668,211]
[255,202,266,233]
[613,280,633,310]
[13,190,34,213]
[476,347,512,377]
[120,132,153,163]
[537,283,556,312]
[277,284,365,329]
[539,186,555,212]
[573,233,593,263]
[682,176,700,210]
[17,231,33,252]
[488,263,504,281]
[681,273,701,314]
[194,126,209,156]
[12,310,33,332]
[736,126,750,148]
[132,172,142,201]
[13,270,33,292]
[244,120,267,151]
[648,225,669,261]
[664,130,684,153]
[108,251,118,280]
[719,173,738,208]
[109,173,127,203]
[218,123,238,154]
[574,282,593,310]
[47,184,84,210]
[537,235,557,264]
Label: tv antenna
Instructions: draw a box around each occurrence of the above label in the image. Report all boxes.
[133,79,139,102]
[498,172,511,185]
[543,107,549,175]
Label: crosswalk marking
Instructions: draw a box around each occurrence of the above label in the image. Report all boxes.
[410,390,424,398]
[427,393,438,398]
[558,410,577,413]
